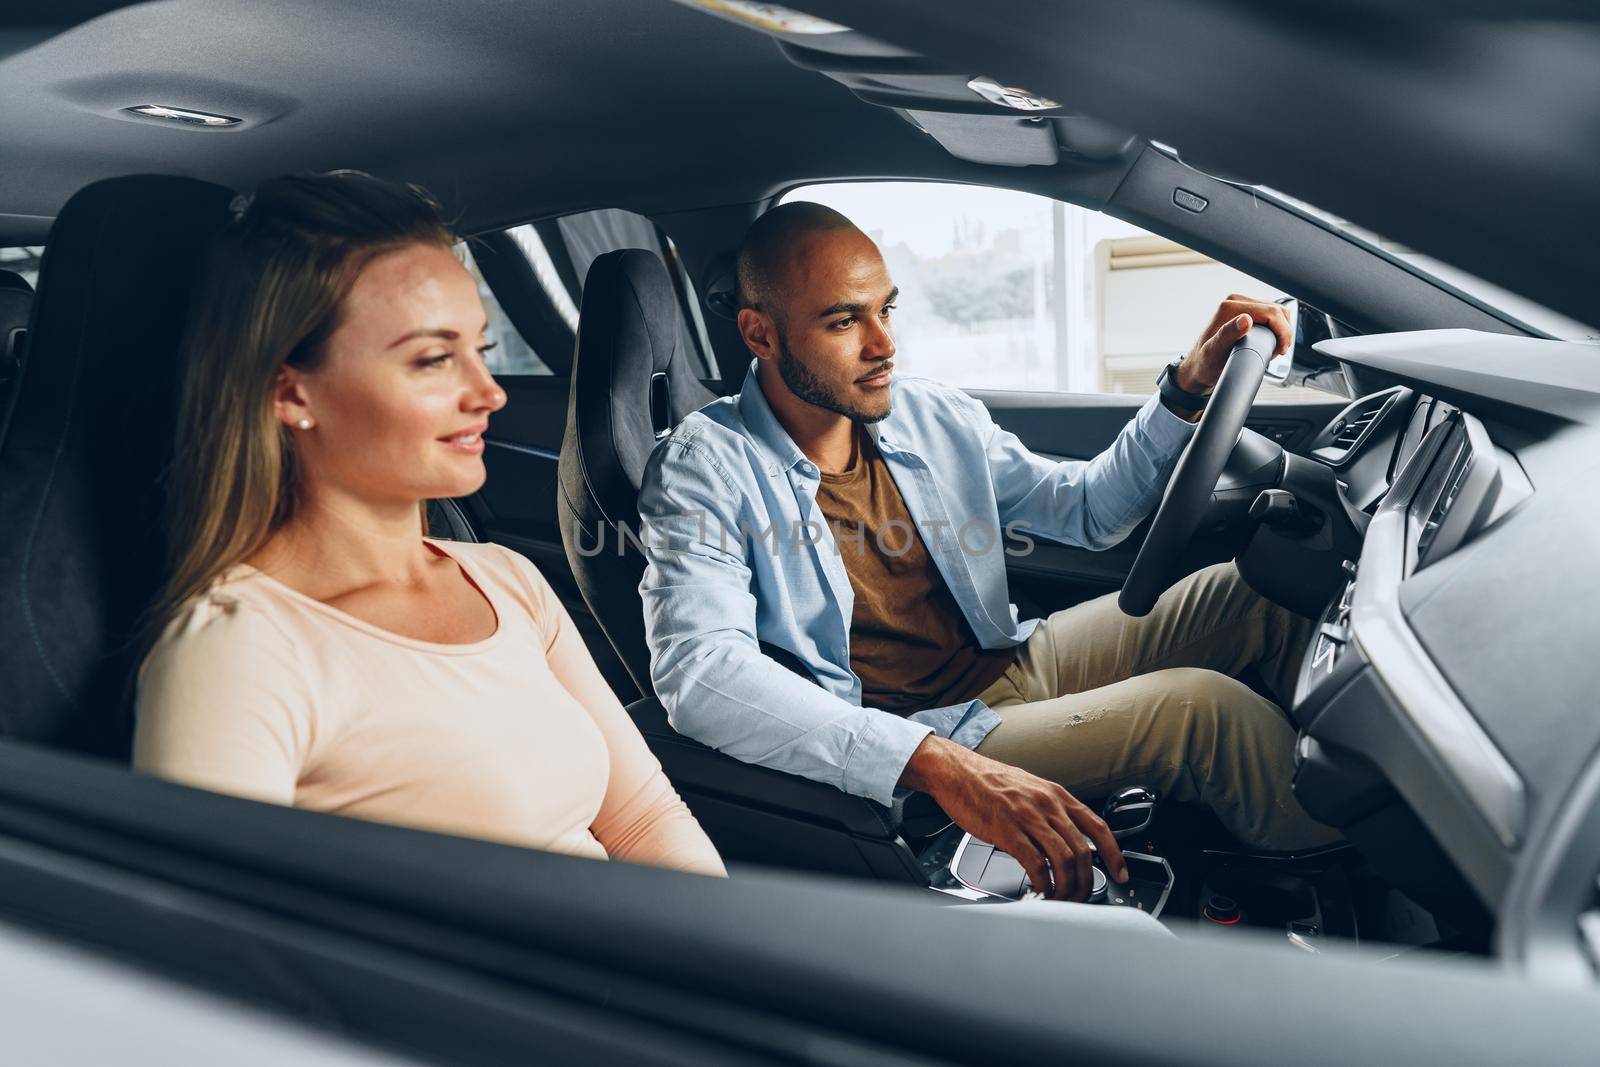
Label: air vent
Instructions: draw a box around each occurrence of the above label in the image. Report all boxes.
[1331,407,1380,449]
[1310,387,1406,466]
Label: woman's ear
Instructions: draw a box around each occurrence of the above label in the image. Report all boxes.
[273,366,315,431]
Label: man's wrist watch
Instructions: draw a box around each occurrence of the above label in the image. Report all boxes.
[1156,359,1209,414]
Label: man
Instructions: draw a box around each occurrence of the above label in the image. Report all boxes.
[637,202,1338,901]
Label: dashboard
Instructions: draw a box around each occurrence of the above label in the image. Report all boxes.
[1274,329,1600,957]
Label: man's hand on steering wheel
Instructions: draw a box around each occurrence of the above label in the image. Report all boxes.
[1168,296,1297,421]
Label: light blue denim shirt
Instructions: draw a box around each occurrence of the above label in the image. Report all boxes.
[637,362,1195,806]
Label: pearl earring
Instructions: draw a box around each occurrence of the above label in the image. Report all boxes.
[296,418,313,430]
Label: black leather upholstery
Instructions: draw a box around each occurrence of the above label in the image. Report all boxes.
[558,248,714,694]
[425,498,480,542]
[627,697,909,837]
[0,175,234,758]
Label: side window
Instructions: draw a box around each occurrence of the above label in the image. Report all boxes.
[460,239,555,375]
[462,208,715,378]
[0,246,43,288]
[780,182,1328,403]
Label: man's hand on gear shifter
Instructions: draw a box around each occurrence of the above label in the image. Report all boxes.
[899,735,1128,902]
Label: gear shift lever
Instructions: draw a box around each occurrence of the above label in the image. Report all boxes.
[1103,786,1158,840]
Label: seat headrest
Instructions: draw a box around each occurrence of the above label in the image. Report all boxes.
[0,174,234,757]
[565,249,714,522]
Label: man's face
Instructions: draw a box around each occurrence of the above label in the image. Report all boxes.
[763,228,898,424]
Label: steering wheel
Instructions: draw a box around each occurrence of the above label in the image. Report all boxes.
[1118,325,1277,617]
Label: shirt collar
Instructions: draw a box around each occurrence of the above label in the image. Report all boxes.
[735,361,808,477]
[734,359,908,476]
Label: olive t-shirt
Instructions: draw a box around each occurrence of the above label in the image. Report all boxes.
[813,431,1014,714]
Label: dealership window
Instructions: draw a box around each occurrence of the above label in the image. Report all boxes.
[780,182,1329,402]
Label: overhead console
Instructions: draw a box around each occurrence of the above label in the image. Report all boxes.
[669,0,1141,170]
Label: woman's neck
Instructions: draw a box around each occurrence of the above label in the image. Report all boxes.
[247,487,435,600]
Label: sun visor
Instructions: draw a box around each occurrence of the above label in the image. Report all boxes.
[670,1,1138,169]
[900,111,1058,168]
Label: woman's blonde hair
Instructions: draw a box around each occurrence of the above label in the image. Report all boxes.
[144,171,455,647]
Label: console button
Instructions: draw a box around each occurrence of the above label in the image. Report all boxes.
[977,849,1028,898]
[955,840,994,889]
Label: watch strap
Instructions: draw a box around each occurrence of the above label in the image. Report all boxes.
[1157,360,1208,413]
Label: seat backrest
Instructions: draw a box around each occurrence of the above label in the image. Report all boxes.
[0,175,234,758]
[557,248,714,693]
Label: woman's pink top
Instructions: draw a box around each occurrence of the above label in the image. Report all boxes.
[134,540,724,877]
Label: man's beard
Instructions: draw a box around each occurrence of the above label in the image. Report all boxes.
[774,329,891,424]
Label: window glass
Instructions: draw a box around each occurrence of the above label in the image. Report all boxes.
[0,246,43,288]
[553,208,716,378]
[459,240,553,376]
[780,183,1330,402]
[461,209,716,378]
[1257,185,1598,343]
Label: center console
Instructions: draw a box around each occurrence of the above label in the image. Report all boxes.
[942,834,1177,916]
[917,788,1365,951]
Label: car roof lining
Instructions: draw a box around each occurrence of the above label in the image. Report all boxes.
[4,1,1593,328]
[0,0,1141,245]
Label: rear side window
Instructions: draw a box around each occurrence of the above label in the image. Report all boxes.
[459,239,555,376]
[465,209,715,378]
[0,246,43,288]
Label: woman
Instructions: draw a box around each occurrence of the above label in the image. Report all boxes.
[134,171,724,878]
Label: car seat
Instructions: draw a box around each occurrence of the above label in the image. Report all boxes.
[556,248,946,882]
[0,176,234,757]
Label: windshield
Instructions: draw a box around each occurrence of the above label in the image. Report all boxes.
[1257,186,1598,343]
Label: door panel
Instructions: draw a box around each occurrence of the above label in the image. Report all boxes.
[972,389,1347,613]
[976,390,1344,458]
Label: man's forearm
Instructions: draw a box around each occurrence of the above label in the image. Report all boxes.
[655,632,932,804]
[898,733,966,793]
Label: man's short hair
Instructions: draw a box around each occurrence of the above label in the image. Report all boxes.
[736,201,857,316]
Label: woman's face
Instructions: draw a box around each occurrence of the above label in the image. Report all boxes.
[280,242,506,509]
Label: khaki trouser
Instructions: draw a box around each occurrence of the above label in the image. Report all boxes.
[973,562,1340,851]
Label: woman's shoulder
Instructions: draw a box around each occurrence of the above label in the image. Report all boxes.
[430,538,550,593]
[429,538,562,633]
[142,570,304,675]
[135,572,316,730]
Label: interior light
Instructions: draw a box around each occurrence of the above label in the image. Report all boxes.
[123,104,241,128]
[967,76,1060,112]
[674,1,850,35]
